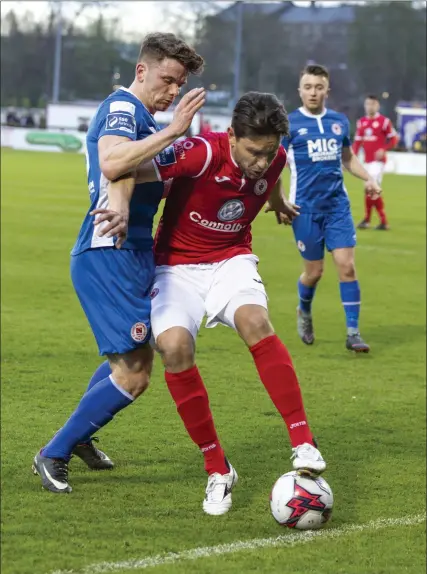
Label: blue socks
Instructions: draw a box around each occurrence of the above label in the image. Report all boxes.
[340,280,361,334]
[42,376,133,460]
[86,361,112,393]
[298,279,316,314]
[298,278,361,334]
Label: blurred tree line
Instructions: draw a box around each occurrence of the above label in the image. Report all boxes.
[1,1,425,120]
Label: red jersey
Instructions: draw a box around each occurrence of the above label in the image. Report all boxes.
[152,132,287,266]
[353,113,399,163]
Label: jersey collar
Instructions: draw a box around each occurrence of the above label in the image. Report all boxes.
[299,106,327,119]
[118,86,156,122]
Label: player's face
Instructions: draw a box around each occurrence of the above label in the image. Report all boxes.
[228,129,280,180]
[136,58,188,113]
[364,98,380,117]
[298,74,329,114]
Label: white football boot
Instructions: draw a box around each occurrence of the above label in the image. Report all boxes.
[202,462,238,516]
[291,443,326,476]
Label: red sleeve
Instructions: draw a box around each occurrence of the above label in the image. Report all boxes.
[352,119,363,155]
[153,136,212,181]
[383,117,399,151]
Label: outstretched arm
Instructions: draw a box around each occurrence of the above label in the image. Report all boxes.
[342,146,381,197]
[265,179,300,225]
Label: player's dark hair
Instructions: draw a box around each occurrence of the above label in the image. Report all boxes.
[232,92,289,139]
[300,64,329,80]
[138,33,204,75]
[366,94,379,102]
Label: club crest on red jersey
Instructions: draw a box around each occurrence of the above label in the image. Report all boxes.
[254,178,268,196]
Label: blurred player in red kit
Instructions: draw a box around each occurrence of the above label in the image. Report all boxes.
[353,95,399,230]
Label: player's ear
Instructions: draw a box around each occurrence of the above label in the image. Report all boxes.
[135,61,147,83]
[227,126,236,147]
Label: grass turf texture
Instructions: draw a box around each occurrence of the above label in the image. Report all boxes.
[1,148,426,574]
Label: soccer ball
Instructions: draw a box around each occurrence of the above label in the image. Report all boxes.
[270,471,333,530]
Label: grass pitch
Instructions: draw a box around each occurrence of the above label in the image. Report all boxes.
[1,149,426,574]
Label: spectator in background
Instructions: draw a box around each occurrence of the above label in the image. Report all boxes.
[78,118,89,132]
[24,112,35,128]
[6,108,20,127]
[39,114,47,129]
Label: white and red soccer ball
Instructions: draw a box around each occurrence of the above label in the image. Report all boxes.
[270,471,333,530]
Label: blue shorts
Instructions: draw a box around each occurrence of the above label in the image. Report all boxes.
[71,248,155,356]
[292,210,356,261]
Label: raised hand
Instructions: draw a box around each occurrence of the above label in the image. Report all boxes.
[170,88,206,137]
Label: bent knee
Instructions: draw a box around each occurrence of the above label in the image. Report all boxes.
[235,305,274,347]
[157,327,195,373]
[111,369,150,398]
[337,261,356,281]
[305,263,324,283]
[109,346,153,398]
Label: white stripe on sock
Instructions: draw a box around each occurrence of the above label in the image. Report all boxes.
[108,375,135,402]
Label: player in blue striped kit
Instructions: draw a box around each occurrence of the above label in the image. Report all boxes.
[33,33,205,493]
[281,65,381,352]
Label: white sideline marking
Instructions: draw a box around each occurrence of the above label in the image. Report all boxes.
[50,513,425,574]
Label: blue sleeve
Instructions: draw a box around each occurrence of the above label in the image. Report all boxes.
[97,98,141,141]
[342,116,351,147]
[281,134,291,152]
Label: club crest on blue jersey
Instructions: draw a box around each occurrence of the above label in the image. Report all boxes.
[131,322,148,342]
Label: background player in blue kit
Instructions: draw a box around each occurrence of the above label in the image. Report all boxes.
[281,65,381,352]
[32,33,205,493]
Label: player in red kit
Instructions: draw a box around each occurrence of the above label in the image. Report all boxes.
[353,95,399,230]
[94,92,327,516]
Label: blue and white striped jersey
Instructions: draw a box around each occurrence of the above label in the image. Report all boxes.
[72,87,164,255]
[282,107,352,213]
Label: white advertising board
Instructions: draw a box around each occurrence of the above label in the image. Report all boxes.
[1,127,426,177]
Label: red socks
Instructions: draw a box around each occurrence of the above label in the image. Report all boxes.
[164,338,315,472]
[165,366,228,475]
[374,196,387,225]
[364,194,373,222]
[249,335,314,448]
[365,193,388,225]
